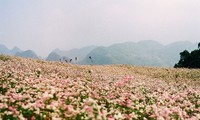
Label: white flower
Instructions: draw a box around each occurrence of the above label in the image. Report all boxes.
[157,116,165,120]
[114,112,123,119]
[18,114,26,120]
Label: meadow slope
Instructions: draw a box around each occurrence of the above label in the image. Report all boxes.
[0,55,199,120]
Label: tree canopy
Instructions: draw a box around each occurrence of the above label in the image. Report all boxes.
[174,43,200,68]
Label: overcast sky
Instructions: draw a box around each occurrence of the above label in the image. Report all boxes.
[0,0,200,57]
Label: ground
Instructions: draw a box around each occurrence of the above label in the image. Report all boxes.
[0,55,199,120]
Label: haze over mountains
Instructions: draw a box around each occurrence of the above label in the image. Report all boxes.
[0,40,198,67]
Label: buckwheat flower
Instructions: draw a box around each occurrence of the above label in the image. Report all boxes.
[123,76,134,82]
[145,106,152,113]
[18,114,26,120]
[114,112,123,119]
[42,91,53,98]
[196,113,200,119]
[50,86,56,92]
[0,103,5,109]
[46,105,52,109]
[51,101,59,107]
[125,99,132,108]
[182,111,189,118]
[84,105,93,114]
[9,97,15,103]
[160,107,171,120]
[30,116,36,120]
[8,106,19,115]
[67,105,74,112]
[115,81,124,87]
[52,117,62,120]
[178,110,184,120]
[85,97,96,105]
[197,100,200,105]
[99,109,107,117]
[131,112,138,119]
[34,108,40,114]
[8,106,16,112]
[157,116,165,120]
[188,116,198,120]
[108,115,115,120]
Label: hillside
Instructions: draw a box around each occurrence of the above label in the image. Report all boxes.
[15,50,38,59]
[0,55,199,119]
[46,52,62,61]
[81,41,197,66]
[51,46,97,62]
[0,44,10,55]
[0,45,22,55]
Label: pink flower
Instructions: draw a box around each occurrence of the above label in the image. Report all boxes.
[108,115,115,120]
[125,99,132,108]
[123,114,132,119]
[0,103,4,109]
[67,105,74,112]
[123,76,134,82]
[8,106,19,115]
[99,110,106,118]
[84,105,93,114]
[159,107,171,120]
[157,116,165,120]
[35,100,45,108]
[31,116,36,120]
[115,81,124,87]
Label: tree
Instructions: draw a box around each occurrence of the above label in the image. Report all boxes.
[174,50,190,68]
[175,43,200,68]
[180,50,190,61]
[190,50,200,68]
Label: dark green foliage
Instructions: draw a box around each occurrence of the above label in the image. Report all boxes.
[0,55,10,62]
[36,70,41,77]
[2,114,18,120]
[175,43,200,68]
[53,93,58,100]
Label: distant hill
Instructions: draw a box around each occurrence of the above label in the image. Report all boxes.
[0,45,22,55]
[1,41,198,67]
[0,44,10,55]
[11,46,22,55]
[46,52,69,61]
[50,46,97,62]
[15,50,38,59]
[46,52,62,61]
[81,41,197,67]
[0,44,38,59]
[156,41,196,66]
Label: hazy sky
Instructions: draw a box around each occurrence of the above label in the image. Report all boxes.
[0,0,200,57]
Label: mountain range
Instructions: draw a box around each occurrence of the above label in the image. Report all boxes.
[80,40,197,66]
[0,40,198,67]
[0,45,22,55]
[0,44,38,59]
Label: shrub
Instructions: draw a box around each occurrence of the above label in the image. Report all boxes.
[0,54,11,62]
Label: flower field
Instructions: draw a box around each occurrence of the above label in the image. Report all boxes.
[0,55,199,120]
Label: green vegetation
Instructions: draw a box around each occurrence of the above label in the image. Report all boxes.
[175,42,200,68]
[0,54,11,62]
